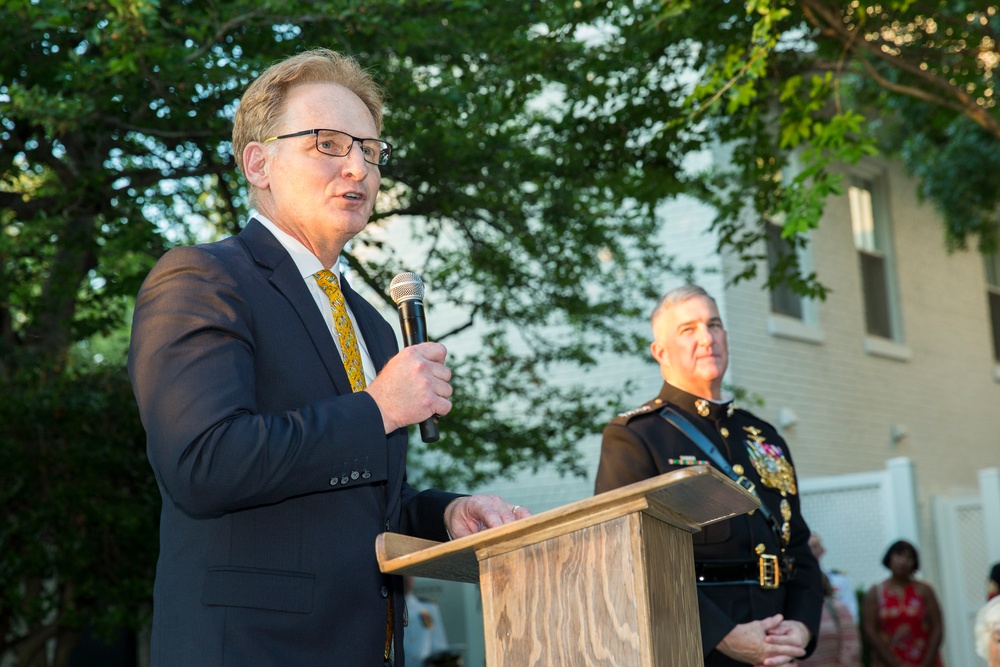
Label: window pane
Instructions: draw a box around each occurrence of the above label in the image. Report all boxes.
[985,253,1000,288]
[990,290,1000,362]
[766,224,803,319]
[860,250,892,338]
[849,182,877,251]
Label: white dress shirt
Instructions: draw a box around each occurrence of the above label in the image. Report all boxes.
[256,216,377,386]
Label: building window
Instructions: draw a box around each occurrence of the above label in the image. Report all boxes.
[849,176,901,341]
[766,222,803,319]
[764,220,824,344]
[985,252,1000,362]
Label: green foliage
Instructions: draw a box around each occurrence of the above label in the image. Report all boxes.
[655,0,999,295]
[1,1,675,484]
[806,0,1000,253]
[0,355,158,663]
[865,95,1000,254]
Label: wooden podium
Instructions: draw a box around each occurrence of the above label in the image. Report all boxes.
[376,465,758,666]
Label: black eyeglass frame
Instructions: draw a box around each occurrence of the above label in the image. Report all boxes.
[262,128,393,166]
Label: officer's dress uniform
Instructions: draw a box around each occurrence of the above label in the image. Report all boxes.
[595,382,823,666]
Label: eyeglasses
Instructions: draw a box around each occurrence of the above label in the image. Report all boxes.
[262,128,392,166]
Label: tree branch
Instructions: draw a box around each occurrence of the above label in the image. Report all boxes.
[435,305,479,342]
[800,0,1000,139]
[182,8,272,65]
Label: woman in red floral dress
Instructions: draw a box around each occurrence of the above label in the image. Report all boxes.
[862,540,944,667]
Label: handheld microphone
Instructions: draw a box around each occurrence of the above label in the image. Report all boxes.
[389,272,439,443]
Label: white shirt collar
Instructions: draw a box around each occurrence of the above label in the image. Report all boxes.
[255,215,339,277]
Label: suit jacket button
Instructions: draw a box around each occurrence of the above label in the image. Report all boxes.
[329,477,339,486]
[351,470,360,480]
[380,585,389,598]
[341,475,349,484]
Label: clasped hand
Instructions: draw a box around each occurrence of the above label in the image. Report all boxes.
[718,614,810,666]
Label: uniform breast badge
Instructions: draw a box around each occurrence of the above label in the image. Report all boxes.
[743,426,797,497]
[668,455,709,466]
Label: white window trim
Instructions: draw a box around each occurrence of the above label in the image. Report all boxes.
[767,313,825,344]
[863,335,912,362]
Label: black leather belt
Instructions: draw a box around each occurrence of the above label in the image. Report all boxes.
[695,556,793,589]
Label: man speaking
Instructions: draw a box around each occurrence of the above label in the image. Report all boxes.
[129,48,529,666]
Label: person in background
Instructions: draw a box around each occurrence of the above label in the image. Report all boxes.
[988,562,1000,602]
[594,284,823,666]
[128,48,530,667]
[975,596,1000,667]
[809,533,859,620]
[403,577,451,667]
[862,540,944,667]
[800,573,861,667]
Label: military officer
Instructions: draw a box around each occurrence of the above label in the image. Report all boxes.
[595,284,823,666]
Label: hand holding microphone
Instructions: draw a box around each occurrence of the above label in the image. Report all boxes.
[389,272,442,443]
[364,272,451,438]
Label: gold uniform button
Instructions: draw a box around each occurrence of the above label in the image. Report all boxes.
[720,427,729,438]
[733,464,744,475]
[755,543,767,555]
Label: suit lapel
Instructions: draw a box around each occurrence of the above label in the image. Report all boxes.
[239,219,355,396]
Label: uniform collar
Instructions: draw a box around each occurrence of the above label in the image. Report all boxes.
[657,382,734,421]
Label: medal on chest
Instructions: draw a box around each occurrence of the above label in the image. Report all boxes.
[743,426,797,496]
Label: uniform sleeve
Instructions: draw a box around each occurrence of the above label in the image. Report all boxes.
[594,421,659,494]
[129,246,390,518]
[696,591,739,656]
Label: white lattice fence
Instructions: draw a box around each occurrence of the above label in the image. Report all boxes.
[934,496,989,667]
[799,470,895,599]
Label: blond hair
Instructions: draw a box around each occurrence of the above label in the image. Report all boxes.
[232,48,384,207]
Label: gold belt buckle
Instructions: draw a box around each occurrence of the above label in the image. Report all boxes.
[759,554,780,589]
[735,475,756,496]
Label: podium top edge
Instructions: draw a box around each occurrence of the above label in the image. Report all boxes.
[378,465,759,574]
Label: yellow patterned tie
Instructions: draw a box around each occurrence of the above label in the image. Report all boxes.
[314,269,366,392]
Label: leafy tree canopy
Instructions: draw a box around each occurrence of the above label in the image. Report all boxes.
[660,0,999,294]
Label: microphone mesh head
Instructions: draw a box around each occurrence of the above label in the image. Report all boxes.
[389,272,425,304]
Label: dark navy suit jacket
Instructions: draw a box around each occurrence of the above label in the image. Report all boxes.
[129,219,458,666]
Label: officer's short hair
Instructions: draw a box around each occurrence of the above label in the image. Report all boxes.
[650,284,718,328]
[881,539,920,571]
